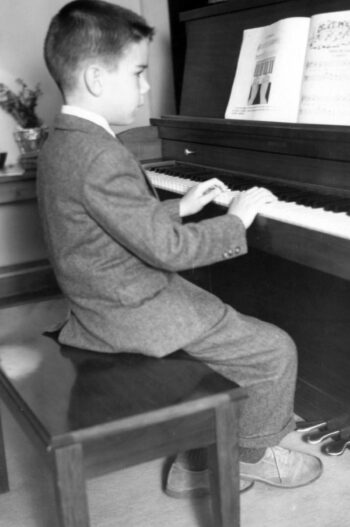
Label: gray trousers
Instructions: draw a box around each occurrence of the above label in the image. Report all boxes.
[184,304,297,449]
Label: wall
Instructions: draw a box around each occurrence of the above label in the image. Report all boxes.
[0,0,175,164]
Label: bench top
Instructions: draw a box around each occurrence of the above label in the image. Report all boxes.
[0,333,245,449]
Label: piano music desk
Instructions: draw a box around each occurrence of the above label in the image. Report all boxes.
[0,333,246,527]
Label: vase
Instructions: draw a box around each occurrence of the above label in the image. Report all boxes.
[0,152,7,169]
[13,126,48,155]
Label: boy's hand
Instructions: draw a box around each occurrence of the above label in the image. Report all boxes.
[228,186,277,228]
[179,178,229,217]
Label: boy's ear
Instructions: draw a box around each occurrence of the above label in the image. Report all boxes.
[84,64,104,97]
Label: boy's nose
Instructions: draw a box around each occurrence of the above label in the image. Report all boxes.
[140,76,150,95]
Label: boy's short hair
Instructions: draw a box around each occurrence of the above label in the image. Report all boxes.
[44,0,154,95]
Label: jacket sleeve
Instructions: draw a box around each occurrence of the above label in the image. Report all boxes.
[83,146,248,272]
[159,197,182,222]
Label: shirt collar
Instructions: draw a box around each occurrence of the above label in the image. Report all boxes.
[61,105,115,137]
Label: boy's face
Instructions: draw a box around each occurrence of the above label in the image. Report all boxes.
[102,39,150,126]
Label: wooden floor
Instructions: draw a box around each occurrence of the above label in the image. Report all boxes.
[0,298,350,527]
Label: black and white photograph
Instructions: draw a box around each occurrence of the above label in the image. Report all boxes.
[0,1,350,526]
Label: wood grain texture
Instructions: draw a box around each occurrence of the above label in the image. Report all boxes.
[208,401,240,527]
[0,404,9,493]
[52,443,89,527]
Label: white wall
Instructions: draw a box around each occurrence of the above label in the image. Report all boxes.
[0,0,175,164]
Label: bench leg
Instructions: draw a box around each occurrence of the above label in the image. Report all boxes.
[52,443,90,527]
[208,401,240,527]
[0,404,9,493]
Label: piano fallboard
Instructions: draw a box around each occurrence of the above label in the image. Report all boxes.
[151,116,350,193]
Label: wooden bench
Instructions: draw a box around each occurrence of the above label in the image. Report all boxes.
[0,331,246,527]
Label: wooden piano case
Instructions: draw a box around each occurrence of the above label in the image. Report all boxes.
[148,0,350,419]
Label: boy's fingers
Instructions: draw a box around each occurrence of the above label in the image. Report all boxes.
[203,186,223,200]
[200,178,228,195]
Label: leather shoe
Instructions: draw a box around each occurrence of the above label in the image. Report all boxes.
[240,446,322,488]
[165,462,254,499]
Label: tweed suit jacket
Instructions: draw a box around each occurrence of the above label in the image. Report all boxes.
[37,114,248,356]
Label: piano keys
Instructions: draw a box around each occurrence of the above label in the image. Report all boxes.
[145,157,350,283]
[146,162,350,240]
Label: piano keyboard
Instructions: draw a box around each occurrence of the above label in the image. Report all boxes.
[146,166,350,241]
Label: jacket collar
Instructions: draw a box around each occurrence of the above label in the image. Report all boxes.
[53,113,117,142]
[61,105,115,137]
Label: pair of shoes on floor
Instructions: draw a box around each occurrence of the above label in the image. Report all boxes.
[165,445,323,498]
[165,463,254,499]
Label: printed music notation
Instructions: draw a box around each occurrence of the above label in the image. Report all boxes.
[309,19,350,49]
[225,10,350,125]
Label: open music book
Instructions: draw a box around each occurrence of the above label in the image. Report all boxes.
[225,10,350,124]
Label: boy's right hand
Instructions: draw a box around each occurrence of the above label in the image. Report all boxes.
[228,186,277,228]
[179,178,229,217]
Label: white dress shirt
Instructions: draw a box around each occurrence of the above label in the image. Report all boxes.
[61,105,115,137]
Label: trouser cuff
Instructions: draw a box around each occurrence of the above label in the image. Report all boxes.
[239,416,296,449]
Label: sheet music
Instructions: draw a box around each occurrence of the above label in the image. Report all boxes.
[298,10,350,125]
[225,18,310,123]
[225,10,350,125]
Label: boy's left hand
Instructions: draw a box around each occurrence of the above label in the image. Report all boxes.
[179,178,229,217]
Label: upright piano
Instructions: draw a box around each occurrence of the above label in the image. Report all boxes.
[120,0,350,419]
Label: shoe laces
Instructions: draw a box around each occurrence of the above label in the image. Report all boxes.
[269,446,292,481]
[271,446,291,463]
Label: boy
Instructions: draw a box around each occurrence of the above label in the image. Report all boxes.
[38,0,322,498]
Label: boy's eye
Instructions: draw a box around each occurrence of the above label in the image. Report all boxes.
[135,67,147,78]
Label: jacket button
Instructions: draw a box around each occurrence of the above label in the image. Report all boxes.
[234,246,241,254]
